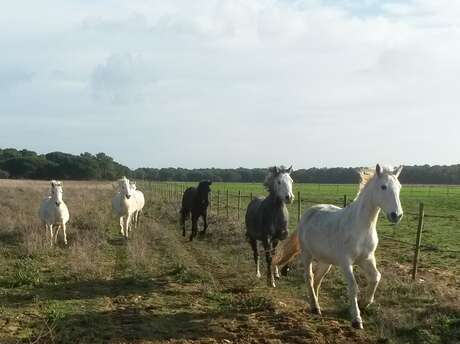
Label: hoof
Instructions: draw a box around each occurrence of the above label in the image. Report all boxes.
[351,319,363,330]
[274,274,281,280]
[267,279,276,288]
[311,307,322,316]
[281,266,290,276]
[256,272,261,279]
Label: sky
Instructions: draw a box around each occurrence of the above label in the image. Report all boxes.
[1,0,459,169]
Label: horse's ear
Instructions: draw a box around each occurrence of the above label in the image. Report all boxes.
[207,180,212,185]
[287,165,293,174]
[394,165,403,178]
[273,166,280,175]
[376,164,383,177]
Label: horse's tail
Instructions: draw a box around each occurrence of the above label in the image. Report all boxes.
[273,229,301,267]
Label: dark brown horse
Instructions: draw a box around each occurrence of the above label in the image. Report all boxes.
[180,180,212,241]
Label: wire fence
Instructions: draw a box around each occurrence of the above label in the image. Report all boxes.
[147,182,460,278]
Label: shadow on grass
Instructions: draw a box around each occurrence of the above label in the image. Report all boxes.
[0,277,169,308]
[46,308,234,344]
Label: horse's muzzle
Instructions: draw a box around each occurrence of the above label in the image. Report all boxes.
[387,212,403,224]
[55,202,61,206]
[126,195,131,199]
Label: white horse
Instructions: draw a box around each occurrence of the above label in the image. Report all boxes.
[38,180,70,246]
[130,181,145,229]
[274,164,403,329]
[112,176,137,238]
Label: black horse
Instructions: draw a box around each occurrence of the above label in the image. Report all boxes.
[245,166,294,287]
[180,180,212,241]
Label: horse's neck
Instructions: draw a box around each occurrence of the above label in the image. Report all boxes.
[348,185,380,232]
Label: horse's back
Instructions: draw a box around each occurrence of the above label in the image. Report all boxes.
[298,204,351,264]
[299,204,343,229]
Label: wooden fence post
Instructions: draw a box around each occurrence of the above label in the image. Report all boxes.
[297,191,301,223]
[250,192,253,201]
[226,190,229,218]
[209,191,212,211]
[217,190,220,216]
[237,190,241,220]
[412,202,425,281]
[343,194,348,207]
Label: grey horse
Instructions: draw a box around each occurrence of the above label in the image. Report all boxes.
[245,166,294,287]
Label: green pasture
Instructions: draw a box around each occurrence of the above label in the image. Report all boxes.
[148,182,460,271]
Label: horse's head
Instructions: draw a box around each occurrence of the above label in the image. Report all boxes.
[372,164,403,224]
[118,176,133,199]
[197,180,212,201]
[50,180,64,206]
[267,165,294,204]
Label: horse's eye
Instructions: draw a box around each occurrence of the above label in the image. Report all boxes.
[381,185,387,190]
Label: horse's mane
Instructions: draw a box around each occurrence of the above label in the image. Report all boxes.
[264,166,291,194]
[355,166,394,200]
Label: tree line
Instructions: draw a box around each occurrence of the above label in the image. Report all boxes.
[1,148,460,185]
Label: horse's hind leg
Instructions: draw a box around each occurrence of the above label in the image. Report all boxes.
[262,239,275,288]
[301,251,321,315]
[190,213,199,241]
[180,208,187,237]
[249,238,261,278]
[54,225,61,245]
[133,211,138,229]
[314,262,332,300]
[200,210,208,235]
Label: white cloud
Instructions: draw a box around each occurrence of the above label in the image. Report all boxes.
[0,0,459,168]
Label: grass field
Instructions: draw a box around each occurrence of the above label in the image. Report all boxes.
[0,179,459,343]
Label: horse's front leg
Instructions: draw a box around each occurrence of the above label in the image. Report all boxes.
[123,215,131,238]
[272,240,280,279]
[249,238,261,278]
[340,264,363,329]
[358,255,381,308]
[119,216,124,236]
[48,225,54,247]
[201,210,208,235]
[262,239,275,288]
[62,223,68,245]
